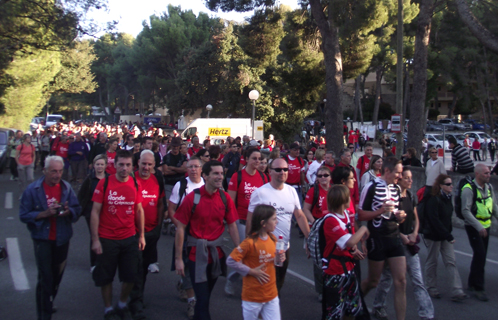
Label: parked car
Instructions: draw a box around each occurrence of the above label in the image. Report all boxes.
[426,121,444,132]
[437,118,468,131]
[464,119,490,131]
[425,133,450,150]
[446,133,466,148]
[464,131,492,144]
[0,128,16,173]
[29,117,45,131]
[45,114,64,127]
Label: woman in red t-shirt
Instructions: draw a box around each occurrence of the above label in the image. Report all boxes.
[105,138,119,175]
[16,134,36,193]
[303,166,331,301]
[322,185,369,320]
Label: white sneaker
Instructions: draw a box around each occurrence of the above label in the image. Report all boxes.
[90,266,96,273]
[148,262,159,273]
[224,280,234,296]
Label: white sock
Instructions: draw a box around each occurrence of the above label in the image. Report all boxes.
[187,297,196,303]
[104,307,113,314]
[118,300,127,309]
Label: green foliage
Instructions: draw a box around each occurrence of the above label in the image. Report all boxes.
[0,49,61,130]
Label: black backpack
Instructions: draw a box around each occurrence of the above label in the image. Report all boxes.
[309,183,320,212]
[454,176,477,220]
[359,135,365,146]
[283,154,304,167]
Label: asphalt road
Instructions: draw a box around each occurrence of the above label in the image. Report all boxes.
[1,168,498,320]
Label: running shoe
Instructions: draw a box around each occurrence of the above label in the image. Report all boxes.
[373,307,388,320]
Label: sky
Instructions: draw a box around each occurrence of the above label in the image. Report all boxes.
[87,0,300,37]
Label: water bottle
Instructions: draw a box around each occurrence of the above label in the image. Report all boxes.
[275,236,285,267]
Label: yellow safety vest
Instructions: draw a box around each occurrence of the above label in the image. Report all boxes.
[462,182,493,229]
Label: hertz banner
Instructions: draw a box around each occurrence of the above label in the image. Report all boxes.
[208,128,231,136]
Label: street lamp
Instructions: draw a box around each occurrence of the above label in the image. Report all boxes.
[248,90,259,139]
[206,104,213,118]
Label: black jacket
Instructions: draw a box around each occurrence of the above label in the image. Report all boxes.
[423,193,454,242]
[78,170,107,218]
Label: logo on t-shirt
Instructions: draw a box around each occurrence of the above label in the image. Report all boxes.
[258,250,272,264]
[46,195,57,206]
[142,189,157,199]
[107,190,135,206]
[244,182,258,200]
[318,196,324,209]
[268,201,287,216]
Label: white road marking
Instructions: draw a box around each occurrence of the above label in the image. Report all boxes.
[454,250,498,266]
[6,237,30,291]
[287,269,314,286]
[5,192,13,209]
[7,217,13,220]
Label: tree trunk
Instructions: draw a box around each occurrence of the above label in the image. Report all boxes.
[310,0,344,154]
[448,94,457,118]
[353,75,361,122]
[372,66,383,127]
[403,63,410,119]
[407,0,435,151]
[455,0,498,55]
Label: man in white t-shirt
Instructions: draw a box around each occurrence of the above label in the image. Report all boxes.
[247,158,310,292]
[168,157,204,319]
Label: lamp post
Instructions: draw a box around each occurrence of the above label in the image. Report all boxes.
[206,104,213,118]
[248,90,259,139]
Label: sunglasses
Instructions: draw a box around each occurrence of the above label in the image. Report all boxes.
[430,151,437,154]
[271,168,289,172]
[317,174,330,178]
[441,183,452,186]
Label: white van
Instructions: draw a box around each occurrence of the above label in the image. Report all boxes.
[45,114,64,127]
[181,118,264,142]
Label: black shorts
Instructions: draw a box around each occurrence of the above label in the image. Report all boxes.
[366,236,404,261]
[93,236,140,287]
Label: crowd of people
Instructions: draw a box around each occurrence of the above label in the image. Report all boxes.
[14,119,498,320]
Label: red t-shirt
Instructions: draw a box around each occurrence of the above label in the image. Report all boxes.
[55,142,69,159]
[337,162,359,205]
[106,151,117,175]
[188,146,202,158]
[356,155,371,179]
[136,174,164,233]
[92,175,143,240]
[323,213,355,275]
[43,181,61,241]
[323,163,336,175]
[472,140,480,150]
[175,186,238,262]
[228,170,267,220]
[239,157,246,167]
[285,156,304,185]
[304,184,328,220]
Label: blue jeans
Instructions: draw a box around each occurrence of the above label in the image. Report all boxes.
[373,245,434,319]
[188,260,218,320]
[33,239,69,320]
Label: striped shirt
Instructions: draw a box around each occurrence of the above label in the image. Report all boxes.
[359,177,400,238]
[451,144,474,172]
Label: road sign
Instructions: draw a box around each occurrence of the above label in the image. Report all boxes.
[391,114,402,133]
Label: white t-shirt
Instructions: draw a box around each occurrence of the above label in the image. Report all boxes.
[169,177,205,205]
[248,183,301,250]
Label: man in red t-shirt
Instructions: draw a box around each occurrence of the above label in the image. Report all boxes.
[174,161,240,320]
[129,150,165,319]
[188,136,203,158]
[19,156,81,319]
[356,143,374,179]
[322,151,336,173]
[90,150,145,319]
[284,143,306,198]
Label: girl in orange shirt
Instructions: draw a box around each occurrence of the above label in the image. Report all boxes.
[227,205,285,320]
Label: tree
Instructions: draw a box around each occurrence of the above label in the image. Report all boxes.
[407,0,437,152]
[0,0,109,116]
[0,48,61,129]
[455,0,498,55]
